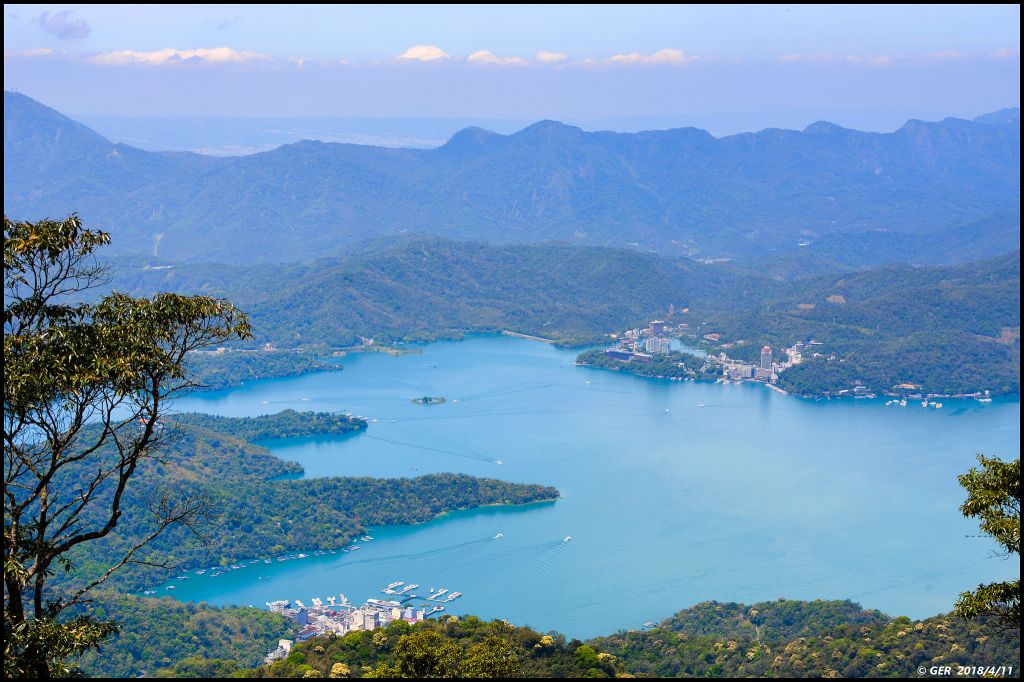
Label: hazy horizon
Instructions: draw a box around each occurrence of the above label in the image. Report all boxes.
[11,88,1020,155]
[5,5,1018,133]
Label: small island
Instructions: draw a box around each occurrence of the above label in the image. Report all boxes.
[412,396,447,405]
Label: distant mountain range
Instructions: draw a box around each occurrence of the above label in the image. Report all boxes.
[3,91,1019,265]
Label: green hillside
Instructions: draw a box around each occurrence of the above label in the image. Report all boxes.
[98,239,1021,396]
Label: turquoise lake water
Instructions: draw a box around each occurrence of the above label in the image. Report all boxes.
[162,336,1020,639]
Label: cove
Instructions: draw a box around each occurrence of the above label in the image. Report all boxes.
[161,335,1020,639]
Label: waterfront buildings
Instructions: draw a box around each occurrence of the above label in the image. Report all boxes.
[263,585,461,660]
[604,321,673,361]
[269,596,429,641]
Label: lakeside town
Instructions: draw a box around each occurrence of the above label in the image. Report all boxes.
[593,319,998,404]
[598,319,801,393]
[263,581,463,664]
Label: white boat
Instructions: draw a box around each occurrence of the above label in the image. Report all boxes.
[563,536,572,542]
[495,459,503,465]
[493,532,503,539]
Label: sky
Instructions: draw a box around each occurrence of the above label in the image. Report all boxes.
[3,4,1020,134]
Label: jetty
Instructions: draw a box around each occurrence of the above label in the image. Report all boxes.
[500,330,556,344]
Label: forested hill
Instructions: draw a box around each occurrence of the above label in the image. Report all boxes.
[594,599,1021,678]
[701,250,1021,395]
[247,599,1020,678]
[4,91,1018,266]
[97,238,768,346]
[85,239,1021,395]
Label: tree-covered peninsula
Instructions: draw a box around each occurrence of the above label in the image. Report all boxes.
[186,349,343,391]
[56,412,558,595]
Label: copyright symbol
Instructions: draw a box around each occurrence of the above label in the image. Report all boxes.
[918,667,927,675]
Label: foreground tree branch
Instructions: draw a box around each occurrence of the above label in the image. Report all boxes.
[3,215,251,677]
[954,454,1021,633]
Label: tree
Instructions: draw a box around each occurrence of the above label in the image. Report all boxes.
[463,635,522,678]
[3,215,251,676]
[390,630,461,678]
[953,454,1020,631]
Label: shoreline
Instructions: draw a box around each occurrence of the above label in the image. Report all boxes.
[575,359,1020,403]
[501,330,557,344]
[141,495,561,602]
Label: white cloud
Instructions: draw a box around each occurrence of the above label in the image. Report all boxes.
[988,47,1020,60]
[647,48,692,64]
[396,45,449,61]
[605,48,700,66]
[844,54,894,66]
[4,47,55,58]
[90,47,269,65]
[467,50,528,66]
[780,50,981,67]
[536,50,568,64]
[608,52,643,65]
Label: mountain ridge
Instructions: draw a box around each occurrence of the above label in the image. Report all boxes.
[4,92,1019,265]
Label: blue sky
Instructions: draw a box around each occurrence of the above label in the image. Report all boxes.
[3,4,1020,132]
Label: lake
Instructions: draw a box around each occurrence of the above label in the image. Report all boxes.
[163,335,1020,639]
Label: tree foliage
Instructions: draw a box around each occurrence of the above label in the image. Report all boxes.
[594,599,1021,678]
[252,616,618,678]
[70,593,294,678]
[954,455,1021,630]
[3,215,250,676]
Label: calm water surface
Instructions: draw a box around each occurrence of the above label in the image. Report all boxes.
[162,336,1020,638]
